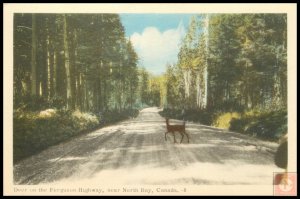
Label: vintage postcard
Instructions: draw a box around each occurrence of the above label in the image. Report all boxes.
[4,3,297,196]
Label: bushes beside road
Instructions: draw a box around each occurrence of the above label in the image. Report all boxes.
[13,108,139,164]
[229,109,287,141]
[159,108,214,125]
[159,108,287,141]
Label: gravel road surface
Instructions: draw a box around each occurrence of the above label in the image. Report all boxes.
[14,107,282,185]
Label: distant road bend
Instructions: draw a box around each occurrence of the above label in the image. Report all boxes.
[14,107,282,185]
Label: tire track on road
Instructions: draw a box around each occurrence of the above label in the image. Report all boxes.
[14,107,279,186]
[17,130,121,184]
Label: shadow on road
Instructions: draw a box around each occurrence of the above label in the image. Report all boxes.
[14,107,281,185]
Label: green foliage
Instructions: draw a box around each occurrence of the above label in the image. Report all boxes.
[158,14,287,142]
[71,110,100,129]
[165,64,185,109]
[13,108,139,164]
[212,112,241,129]
[101,109,139,124]
[138,68,150,105]
[163,14,287,112]
[229,109,287,141]
[14,95,66,111]
[161,107,287,141]
[13,109,94,163]
[159,108,214,126]
[14,13,140,113]
[13,13,142,162]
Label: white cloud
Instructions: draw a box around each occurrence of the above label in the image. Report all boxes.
[130,22,185,75]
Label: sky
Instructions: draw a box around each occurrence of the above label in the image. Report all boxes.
[120,14,194,75]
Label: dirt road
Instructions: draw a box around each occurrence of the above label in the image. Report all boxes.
[14,107,282,185]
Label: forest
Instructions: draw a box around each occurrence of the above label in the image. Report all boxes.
[158,14,287,141]
[13,13,287,163]
[13,14,143,162]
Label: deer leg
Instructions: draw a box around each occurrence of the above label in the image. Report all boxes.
[173,132,177,143]
[180,132,184,143]
[165,132,168,141]
[185,132,189,143]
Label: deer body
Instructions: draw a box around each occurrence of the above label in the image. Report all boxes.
[165,118,189,143]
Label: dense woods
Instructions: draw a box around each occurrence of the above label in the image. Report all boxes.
[154,14,287,140]
[13,14,140,162]
[160,14,287,111]
[14,14,140,112]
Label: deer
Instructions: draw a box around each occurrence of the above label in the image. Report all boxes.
[165,118,189,143]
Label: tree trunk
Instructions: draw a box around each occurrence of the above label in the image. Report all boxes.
[196,72,202,108]
[77,72,83,111]
[84,72,89,112]
[103,74,107,111]
[70,29,77,110]
[63,14,73,110]
[98,62,102,112]
[31,14,37,96]
[47,33,54,99]
[53,49,57,96]
[52,15,58,97]
[41,33,48,99]
[129,82,133,109]
[183,69,190,99]
[272,49,282,109]
[203,14,209,109]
